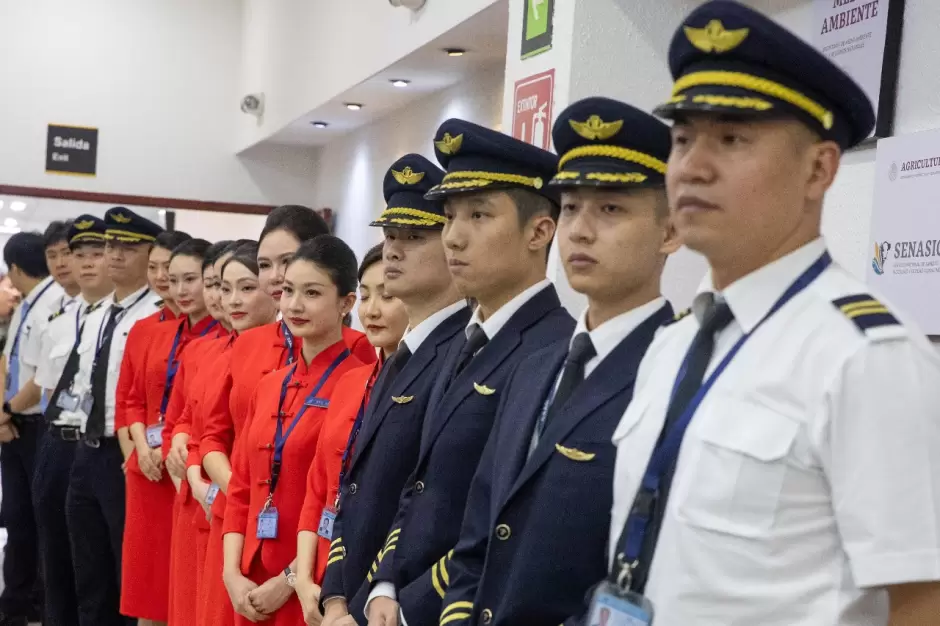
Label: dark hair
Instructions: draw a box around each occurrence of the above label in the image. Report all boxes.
[223,239,255,256]
[155,231,192,252]
[221,241,261,279]
[358,243,384,282]
[260,205,330,246]
[4,232,50,279]
[43,220,73,249]
[288,235,358,295]
[505,188,560,223]
[202,240,234,271]
[170,238,211,262]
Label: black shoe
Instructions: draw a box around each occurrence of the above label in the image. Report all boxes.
[0,612,28,626]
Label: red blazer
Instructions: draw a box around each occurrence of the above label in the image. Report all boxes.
[114,306,178,432]
[223,340,363,574]
[297,361,380,584]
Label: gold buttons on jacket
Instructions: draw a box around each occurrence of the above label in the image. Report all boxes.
[415,481,425,494]
[349,483,358,495]
[495,524,511,540]
[480,608,493,624]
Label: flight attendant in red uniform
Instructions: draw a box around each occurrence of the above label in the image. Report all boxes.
[165,241,237,626]
[199,242,278,626]
[121,238,218,625]
[222,235,364,626]
[294,243,408,619]
[116,231,191,465]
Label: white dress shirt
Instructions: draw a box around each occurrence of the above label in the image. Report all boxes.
[402,300,468,355]
[570,297,666,380]
[73,286,160,436]
[3,276,65,414]
[609,238,940,625]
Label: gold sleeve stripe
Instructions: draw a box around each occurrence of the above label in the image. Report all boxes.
[440,612,472,626]
[441,602,473,617]
[438,556,450,586]
[327,555,344,566]
[328,546,345,558]
[432,563,446,598]
[330,538,343,548]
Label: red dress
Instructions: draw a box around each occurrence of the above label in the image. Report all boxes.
[297,361,380,584]
[119,315,218,620]
[224,340,362,626]
[114,306,178,433]
[166,328,230,626]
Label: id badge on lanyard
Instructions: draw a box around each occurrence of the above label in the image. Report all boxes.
[587,583,654,625]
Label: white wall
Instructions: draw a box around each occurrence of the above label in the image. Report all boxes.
[310,69,505,262]
[172,210,267,243]
[0,0,317,208]
[237,0,503,151]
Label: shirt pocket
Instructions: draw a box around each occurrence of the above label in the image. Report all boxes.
[48,343,72,373]
[676,399,799,538]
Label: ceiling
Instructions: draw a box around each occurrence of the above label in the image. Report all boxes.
[266,1,509,147]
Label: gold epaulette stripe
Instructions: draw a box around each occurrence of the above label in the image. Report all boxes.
[673,70,834,130]
[586,172,648,184]
[691,94,773,111]
[840,299,882,314]
[558,145,667,174]
[443,170,544,189]
[379,207,446,225]
[845,305,890,318]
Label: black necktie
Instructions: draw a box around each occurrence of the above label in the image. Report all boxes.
[44,344,81,425]
[538,332,596,437]
[371,344,412,404]
[630,296,734,593]
[453,324,488,378]
[85,305,124,441]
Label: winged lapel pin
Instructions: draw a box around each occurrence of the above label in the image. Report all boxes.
[391,395,414,404]
[684,19,749,54]
[473,382,495,396]
[555,444,596,462]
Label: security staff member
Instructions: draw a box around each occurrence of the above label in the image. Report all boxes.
[33,215,113,626]
[312,155,470,626]
[607,2,940,625]
[0,231,65,626]
[440,98,678,626]
[65,207,164,626]
[365,121,575,626]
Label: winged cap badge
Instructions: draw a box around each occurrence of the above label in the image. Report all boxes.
[569,115,623,141]
[473,382,495,396]
[391,167,426,185]
[435,133,464,155]
[391,395,414,404]
[75,219,95,230]
[112,212,133,224]
[684,19,749,53]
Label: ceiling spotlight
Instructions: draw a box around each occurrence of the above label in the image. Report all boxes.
[311,121,329,128]
[9,201,25,212]
[345,103,363,111]
[4,218,17,228]
[390,79,410,88]
[444,48,466,57]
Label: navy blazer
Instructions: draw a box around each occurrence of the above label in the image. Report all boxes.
[358,285,575,625]
[439,303,673,626]
[321,306,471,612]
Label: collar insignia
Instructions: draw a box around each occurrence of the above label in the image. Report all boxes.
[435,133,464,155]
[569,115,623,141]
[391,167,425,185]
[684,20,749,53]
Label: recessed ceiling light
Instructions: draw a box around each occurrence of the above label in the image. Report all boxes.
[9,201,25,212]
[390,79,410,88]
[345,103,363,111]
[444,48,466,57]
[311,121,329,128]
[4,218,17,228]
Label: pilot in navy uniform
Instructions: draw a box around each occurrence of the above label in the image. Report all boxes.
[315,154,471,626]
[439,98,678,626]
[363,121,575,626]
[65,207,163,626]
[604,2,940,625]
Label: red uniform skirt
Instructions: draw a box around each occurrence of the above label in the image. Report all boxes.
[198,497,234,626]
[168,482,210,625]
[233,553,303,626]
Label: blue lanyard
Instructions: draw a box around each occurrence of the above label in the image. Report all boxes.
[616,252,831,589]
[336,360,381,505]
[9,280,55,360]
[269,348,350,498]
[158,319,219,418]
[281,321,295,366]
[94,289,152,362]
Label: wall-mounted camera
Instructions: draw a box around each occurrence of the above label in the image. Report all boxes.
[240,93,265,118]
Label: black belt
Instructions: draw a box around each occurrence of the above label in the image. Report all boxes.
[83,435,117,449]
[51,424,82,442]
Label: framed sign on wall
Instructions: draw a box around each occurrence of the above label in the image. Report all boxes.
[811,0,905,139]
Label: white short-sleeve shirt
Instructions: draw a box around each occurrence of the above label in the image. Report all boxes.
[609,238,940,626]
[72,287,160,436]
[3,276,65,414]
[22,291,79,374]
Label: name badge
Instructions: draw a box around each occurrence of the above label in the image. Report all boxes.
[145,424,164,448]
[257,508,279,540]
[305,397,330,409]
[205,483,220,505]
[317,506,337,540]
[587,581,654,626]
[56,391,81,412]
[80,392,94,417]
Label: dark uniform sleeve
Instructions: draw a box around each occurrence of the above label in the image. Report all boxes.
[367,475,418,588]
[319,499,348,608]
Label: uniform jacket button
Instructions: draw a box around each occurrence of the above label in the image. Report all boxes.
[480,608,493,625]
[495,524,511,541]
[349,483,358,495]
[415,480,425,494]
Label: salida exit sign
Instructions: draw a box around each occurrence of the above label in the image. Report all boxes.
[46,124,98,176]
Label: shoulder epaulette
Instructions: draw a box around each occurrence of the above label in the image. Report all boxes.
[832,294,900,333]
[155,299,165,309]
[664,308,692,326]
[47,308,64,322]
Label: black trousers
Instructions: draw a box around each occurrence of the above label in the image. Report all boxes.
[33,428,79,626]
[65,438,134,626]
[0,417,44,618]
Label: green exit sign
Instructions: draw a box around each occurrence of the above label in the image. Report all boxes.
[521,0,554,59]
